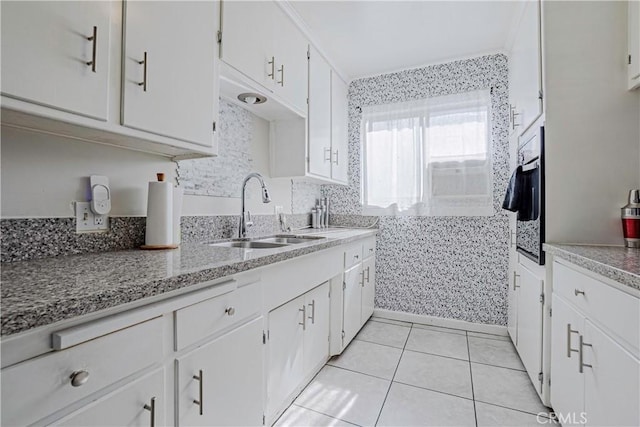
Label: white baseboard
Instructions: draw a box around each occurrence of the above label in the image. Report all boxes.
[373,308,508,336]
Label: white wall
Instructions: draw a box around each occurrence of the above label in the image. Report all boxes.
[543,0,640,245]
[0,114,293,218]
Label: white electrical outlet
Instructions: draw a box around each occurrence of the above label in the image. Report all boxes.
[76,201,109,233]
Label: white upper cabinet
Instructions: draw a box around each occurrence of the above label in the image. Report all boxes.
[331,72,349,183]
[220,0,275,88]
[308,46,333,179]
[1,1,220,159]
[628,0,640,90]
[219,1,308,113]
[1,1,112,120]
[122,1,218,148]
[508,0,542,134]
[272,6,309,113]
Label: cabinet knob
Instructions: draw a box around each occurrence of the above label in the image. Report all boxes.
[70,370,90,387]
[225,306,235,316]
[574,289,585,296]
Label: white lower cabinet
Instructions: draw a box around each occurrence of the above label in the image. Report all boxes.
[267,281,330,419]
[303,282,331,374]
[515,262,544,392]
[550,260,640,426]
[1,236,376,427]
[550,294,585,423]
[176,317,264,426]
[56,368,165,427]
[361,255,375,324]
[267,295,305,417]
[343,264,363,346]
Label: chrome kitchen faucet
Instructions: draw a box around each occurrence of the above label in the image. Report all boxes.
[239,173,271,238]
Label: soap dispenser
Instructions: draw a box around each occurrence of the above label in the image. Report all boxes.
[621,189,640,248]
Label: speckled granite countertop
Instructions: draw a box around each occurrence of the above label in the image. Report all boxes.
[544,244,640,291]
[1,228,377,337]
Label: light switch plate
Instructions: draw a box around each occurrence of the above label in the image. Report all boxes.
[75,201,109,233]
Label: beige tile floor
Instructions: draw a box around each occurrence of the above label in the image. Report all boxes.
[275,317,555,427]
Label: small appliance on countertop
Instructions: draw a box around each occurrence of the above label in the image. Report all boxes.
[621,189,640,248]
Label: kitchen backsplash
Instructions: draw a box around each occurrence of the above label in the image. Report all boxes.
[0,214,311,263]
[177,99,253,197]
[323,54,510,326]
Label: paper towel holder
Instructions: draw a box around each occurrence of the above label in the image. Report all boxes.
[141,172,181,250]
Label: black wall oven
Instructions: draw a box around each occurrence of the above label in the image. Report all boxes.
[516,124,545,265]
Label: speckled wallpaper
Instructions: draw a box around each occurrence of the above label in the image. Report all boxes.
[323,54,510,326]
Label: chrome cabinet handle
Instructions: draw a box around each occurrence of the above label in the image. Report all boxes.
[333,150,339,165]
[513,271,520,291]
[579,335,593,373]
[324,147,331,162]
[365,266,370,282]
[360,270,365,287]
[143,396,156,427]
[354,254,359,260]
[299,305,306,330]
[225,306,235,316]
[268,56,275,79]
[138,51,148,92]
[567,324,579,358]
[70,370,90,387]
[193,369,203,415]
[510,104,520,130]
[308,300,315,324]
[277,64,284,86]
[86,26,97,72]
[574,289,585,296]
[510,231,516,247]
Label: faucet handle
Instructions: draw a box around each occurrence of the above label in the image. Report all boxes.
[245,211,253,228]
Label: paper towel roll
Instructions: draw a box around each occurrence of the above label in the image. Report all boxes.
[145,180,174,246]
[172,187,183,245]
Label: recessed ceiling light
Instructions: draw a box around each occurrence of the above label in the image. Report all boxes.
[238,93,267,105]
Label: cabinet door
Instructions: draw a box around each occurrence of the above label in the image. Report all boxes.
[516,263,544,392]
[550,295,585,421]
[56,368,165,427]
[267,296,305,417]
[220,0,275,88]
[343,264,363,347]
[273,6,308,113]
[176,317,264,426]
[122,1,218,148]
[507,268,518,344]
[331,72,349,183]
[1,1,111,120]
[303,282,331,376]
[629,0,640,90]
[308,46,332,179]
[508,0,542,133]
[583,321,640,427]
[361,256,375,324]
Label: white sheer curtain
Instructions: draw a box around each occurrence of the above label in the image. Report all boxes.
[361,89,493,216]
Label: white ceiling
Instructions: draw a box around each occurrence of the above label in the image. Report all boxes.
[289,1,522,80]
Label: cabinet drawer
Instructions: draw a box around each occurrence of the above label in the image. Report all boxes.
[344,243,364,269]
[56,368,165,427]
[363,238,376,259]
[175,281,262,351]
[1,317,163,427]
[553,261,640,353]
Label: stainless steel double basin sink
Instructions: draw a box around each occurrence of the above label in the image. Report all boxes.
[210,234,326,249]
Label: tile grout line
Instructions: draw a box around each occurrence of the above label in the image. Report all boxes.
[373,321,414,426]
[473,400,555,419]
[290,404,363,427]
[466,331,479,427]
[325,363,396,382]
[352,336,407,350]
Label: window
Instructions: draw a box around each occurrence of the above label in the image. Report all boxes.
[361,89,493,216]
